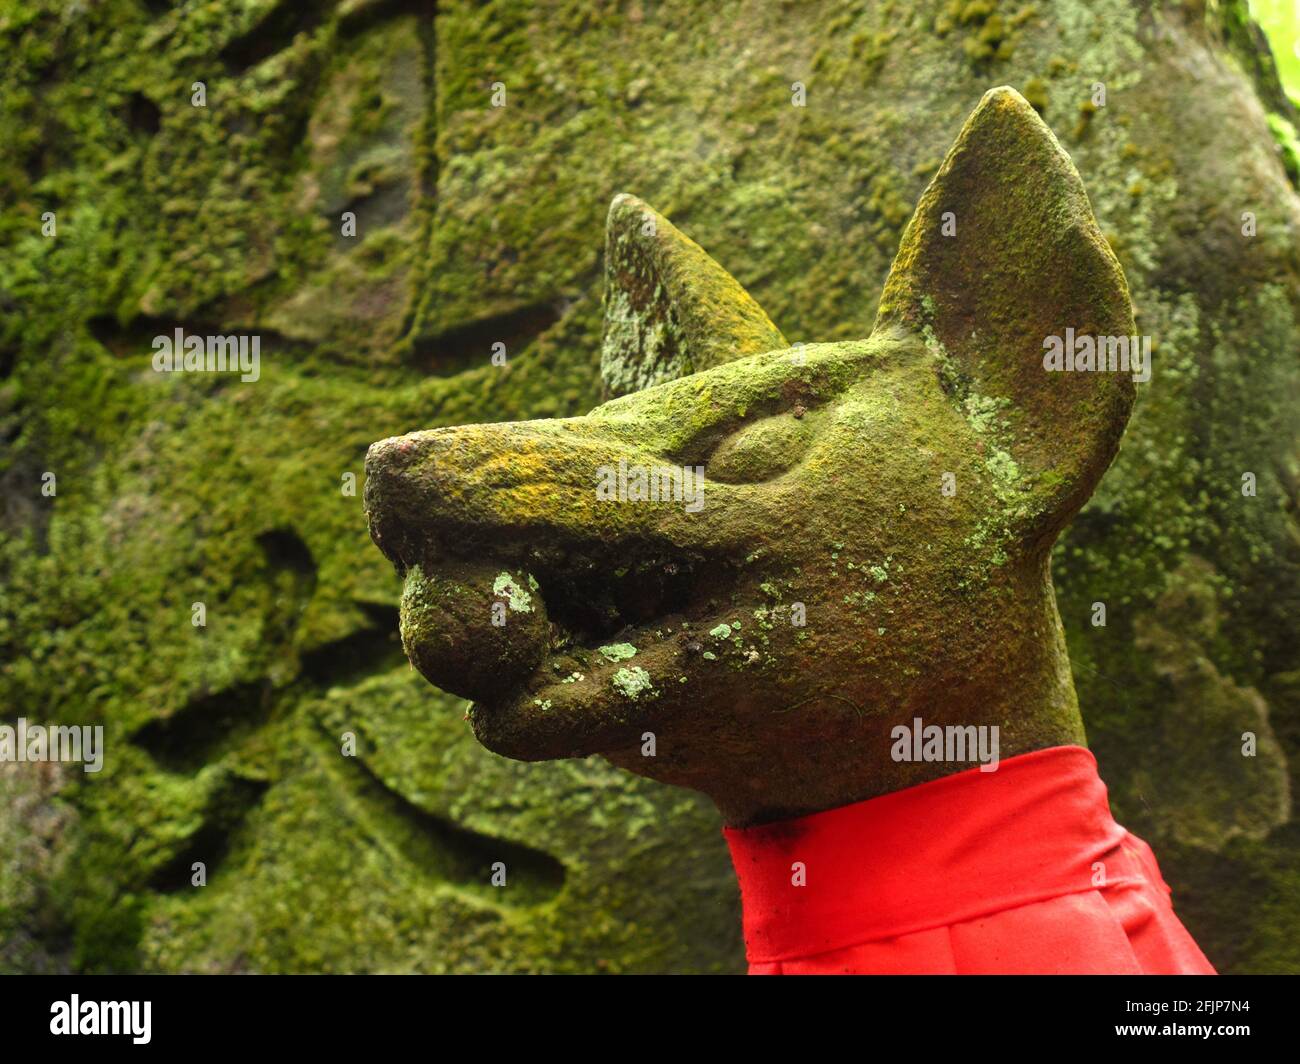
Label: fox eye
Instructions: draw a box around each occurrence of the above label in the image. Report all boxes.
[706,409,816,484]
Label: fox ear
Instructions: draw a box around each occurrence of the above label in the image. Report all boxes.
[601,194,786,398]
[875,87,1136,541]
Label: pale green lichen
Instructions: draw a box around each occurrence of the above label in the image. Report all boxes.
[492,572,534,613]
[611,667,655,699]
[597,643,637,663]
[963,392,1009,434]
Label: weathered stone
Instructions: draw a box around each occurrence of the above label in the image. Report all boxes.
[366,88,1127,826]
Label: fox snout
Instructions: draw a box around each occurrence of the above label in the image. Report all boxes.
[364,88,1137,824]
[364,421,578,572]
[364,411,740,760]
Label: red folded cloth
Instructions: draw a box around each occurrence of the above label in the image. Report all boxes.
[723,745,1215,974]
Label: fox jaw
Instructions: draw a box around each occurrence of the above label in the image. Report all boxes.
[365,88,1136,825]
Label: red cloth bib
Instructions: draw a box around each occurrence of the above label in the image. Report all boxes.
[723,746,1215,974]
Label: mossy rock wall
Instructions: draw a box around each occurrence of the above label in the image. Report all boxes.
[1,0,1298,972]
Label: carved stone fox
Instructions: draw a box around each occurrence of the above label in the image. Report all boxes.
[365,88,1214,974]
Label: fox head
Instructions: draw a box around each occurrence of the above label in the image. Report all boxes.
[365,88,1136,825]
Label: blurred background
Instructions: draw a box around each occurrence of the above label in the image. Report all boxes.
[2,0,1299,973]
[1255,1,1300,95]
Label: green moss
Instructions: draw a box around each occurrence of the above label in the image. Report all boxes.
[1267,112,1300,186]
[600,194,787,398]
[1022,75,1049,114]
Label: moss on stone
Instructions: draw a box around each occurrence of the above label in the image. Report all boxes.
[600,194,787,398]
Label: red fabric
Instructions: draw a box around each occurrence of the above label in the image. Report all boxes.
[723,746,1215,975]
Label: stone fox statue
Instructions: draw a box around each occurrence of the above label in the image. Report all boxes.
[365,88,1214,975]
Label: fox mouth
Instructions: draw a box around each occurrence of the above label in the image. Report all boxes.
[363,430,749,760]
[388,532,720,759]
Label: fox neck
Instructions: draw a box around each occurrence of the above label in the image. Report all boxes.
[701,561,1088,828]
